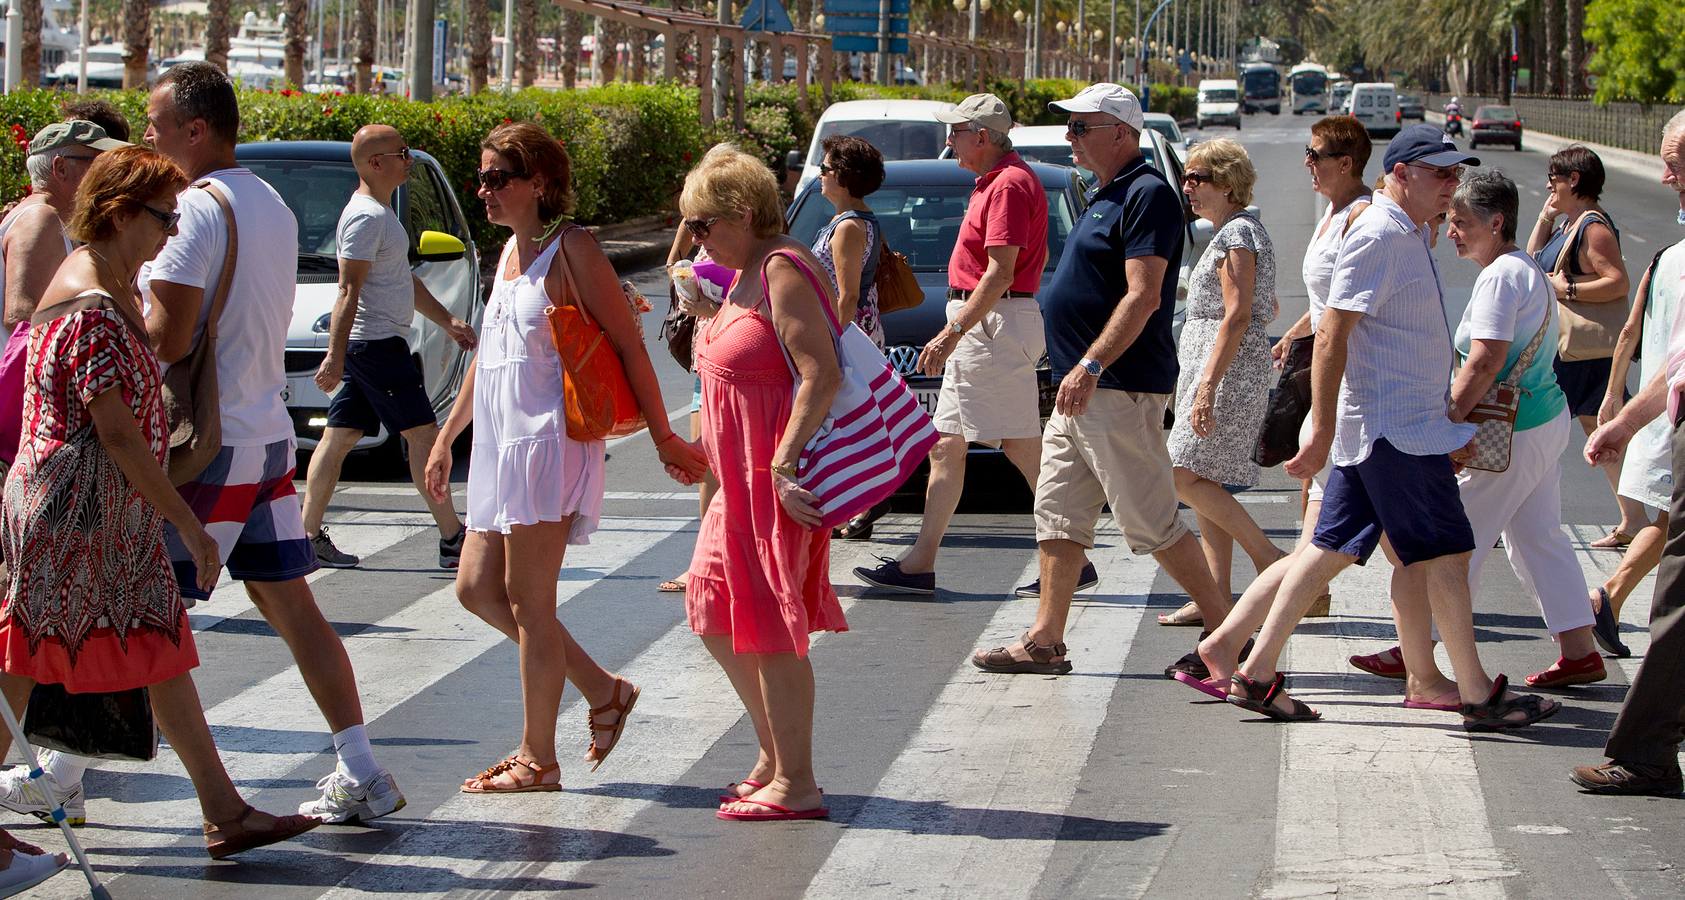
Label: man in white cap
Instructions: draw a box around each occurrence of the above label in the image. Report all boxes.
[972,83,1231,676]
[854,93,1066,596]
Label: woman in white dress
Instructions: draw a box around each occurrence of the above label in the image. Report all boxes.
[425,123,708,793]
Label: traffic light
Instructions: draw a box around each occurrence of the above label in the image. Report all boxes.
[1510,52,1519,64]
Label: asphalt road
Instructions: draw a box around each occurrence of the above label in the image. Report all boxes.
[9,109,1685,899]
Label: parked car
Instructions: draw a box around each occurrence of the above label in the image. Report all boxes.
[1397,92,1426,120]
[1143,112,1190,162]
[235,142,482,451]
[1470,105,1524,150]
[789,99,956,195]
[1330,80,1353,114]
[1196,80,1242,130]
[1348,82,1401,137]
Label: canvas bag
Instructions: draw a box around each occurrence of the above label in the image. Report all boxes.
[761,250,938,529]
[160,181,237,486]
[1551,210,1627,362]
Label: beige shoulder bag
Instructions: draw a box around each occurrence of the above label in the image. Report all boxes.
[161,181,237,485]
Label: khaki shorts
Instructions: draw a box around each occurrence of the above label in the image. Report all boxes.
[1034,390,1188,554]
[932,297,1045,444]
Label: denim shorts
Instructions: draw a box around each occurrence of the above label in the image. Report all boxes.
[1312,437,1476,566]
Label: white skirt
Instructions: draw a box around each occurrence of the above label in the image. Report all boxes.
[1617,414,1672,512]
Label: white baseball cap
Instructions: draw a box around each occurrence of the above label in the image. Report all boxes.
[1049,83,1146,131]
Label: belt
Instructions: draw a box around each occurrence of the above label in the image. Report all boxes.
[947,288,1035,300]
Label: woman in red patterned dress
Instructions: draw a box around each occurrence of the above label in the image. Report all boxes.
[0,147,319,859]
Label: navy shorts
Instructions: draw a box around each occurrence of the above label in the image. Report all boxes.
[326,336,436,436]
[1312,438,1476,567]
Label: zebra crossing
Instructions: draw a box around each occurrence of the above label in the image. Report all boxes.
[8,488,1685,898]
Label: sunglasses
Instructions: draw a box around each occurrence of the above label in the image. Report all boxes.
[1182,171,1216,186]
[1066,120,1123,138]
[818,162,837,175]
[1409,162,1464,182]
[683,217,720,240]
[142,204,180,230]
[372,147,412,162]
[476,167,526,191]
[1304,145,1348,163]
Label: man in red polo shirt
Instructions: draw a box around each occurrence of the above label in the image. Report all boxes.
[855,93,1091,597]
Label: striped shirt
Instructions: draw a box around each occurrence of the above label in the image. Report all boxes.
[1325,193,1476,466]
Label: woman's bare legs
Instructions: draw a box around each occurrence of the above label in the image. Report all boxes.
[1596,510,1668,618]
[720,651,822,814]
[702,635,776,799]
[1583,415,1649,540]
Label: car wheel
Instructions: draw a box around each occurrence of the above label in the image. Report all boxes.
[1515,139,1523,151]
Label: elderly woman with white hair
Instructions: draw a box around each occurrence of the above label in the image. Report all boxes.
[1167,137,1285,607]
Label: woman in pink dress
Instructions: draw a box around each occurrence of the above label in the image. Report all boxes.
[678,145,848,822]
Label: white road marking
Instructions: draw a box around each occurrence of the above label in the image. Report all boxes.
[803,537,1156,897]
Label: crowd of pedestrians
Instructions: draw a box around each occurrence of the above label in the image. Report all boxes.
[0,65,1679,892]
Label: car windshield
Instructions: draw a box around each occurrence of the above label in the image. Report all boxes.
[1010,144,1104,184]
[1202,89,1237,103]
[808,120,947,165]
[788,182,1077,272]
[1146,120,1182,143]
[242,158,431,273]
[1477,107,1517,120]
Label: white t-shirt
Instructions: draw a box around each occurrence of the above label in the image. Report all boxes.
[141,167,298,447]
[336,193,414,342]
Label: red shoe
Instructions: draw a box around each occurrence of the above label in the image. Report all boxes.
[1525,652,1606,688]
[1349,646,1407,679]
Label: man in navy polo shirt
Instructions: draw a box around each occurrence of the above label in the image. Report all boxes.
[971,83,1231,677]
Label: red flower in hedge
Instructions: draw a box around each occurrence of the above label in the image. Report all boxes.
[323,107,335,116]
[280,88,295,97]
[502,117,512,125]
[682,150,693,163]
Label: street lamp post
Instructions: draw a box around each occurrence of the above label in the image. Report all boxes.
[1031,0,1041,79]
[1108,0,1117,82]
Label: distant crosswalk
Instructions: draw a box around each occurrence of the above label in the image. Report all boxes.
[8,506,1679,898]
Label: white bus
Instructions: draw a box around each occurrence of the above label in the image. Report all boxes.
[1289,62,1330,115]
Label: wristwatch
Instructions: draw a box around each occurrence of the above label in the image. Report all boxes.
[1078,357,1104,377]
[947,319,967,336]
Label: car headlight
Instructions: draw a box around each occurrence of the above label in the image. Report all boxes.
[313,313,332,333]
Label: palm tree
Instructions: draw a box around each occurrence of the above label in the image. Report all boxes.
[355,0,376,91]
[20,0,42,87]
[560,11,582,88]
[516,0,538,86]
[284,0,310,87]
[1564,0,1583,94]
[468,0,490,91]
[1541,0,1559,93]
[120,0,151,89]
[205,0,232,70]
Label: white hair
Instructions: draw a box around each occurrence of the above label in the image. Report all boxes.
[981,126,1014,152]
[1665,108,1685,143]
[25,146,74,191]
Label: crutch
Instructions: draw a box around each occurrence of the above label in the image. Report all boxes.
[0,700,111,899]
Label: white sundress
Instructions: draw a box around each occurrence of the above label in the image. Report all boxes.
[465,235,606,543]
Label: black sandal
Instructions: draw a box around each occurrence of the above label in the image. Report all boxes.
[1458,674,1561,732]
[1226,672,1321,722]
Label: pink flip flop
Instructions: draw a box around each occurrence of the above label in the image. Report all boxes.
[1402,698,1461,712]
[1172,670,1230,700]
[716,798,829,822]
[718,778,766,803]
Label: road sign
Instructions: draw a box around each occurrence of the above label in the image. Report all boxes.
[823,0,908,54]
[739,0,796,33]
[832,35,908,54]
[433,19,448,82]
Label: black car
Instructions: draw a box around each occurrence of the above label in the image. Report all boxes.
[1397,92,1426,120]
[1470,105,1524,150]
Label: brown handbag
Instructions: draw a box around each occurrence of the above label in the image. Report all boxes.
[872,237,923,315]
[1552,210,1627,362]
[160,181,236,485]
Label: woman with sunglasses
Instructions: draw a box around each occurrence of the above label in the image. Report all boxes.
[0,146,321,859]
[680,144,846,822]
[425,123,707,794]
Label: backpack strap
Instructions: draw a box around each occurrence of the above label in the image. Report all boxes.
[192,180,238,341]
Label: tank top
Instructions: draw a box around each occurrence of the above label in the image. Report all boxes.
[1301,194,1370,328]
[1532,210,1619,276]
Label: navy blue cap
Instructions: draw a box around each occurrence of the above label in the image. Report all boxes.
[1382,124,1481,171]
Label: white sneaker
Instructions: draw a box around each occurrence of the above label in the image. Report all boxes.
[0,766,85,827]
[298,769,406,824]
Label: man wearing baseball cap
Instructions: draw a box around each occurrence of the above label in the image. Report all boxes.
[971,83,1230,676]
[855,93,1055,596]
[1199,124,1561,728]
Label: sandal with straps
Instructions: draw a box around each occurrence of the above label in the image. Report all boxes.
[461,755,563,794]
[586,679,641,773]
[1459,674,1562,732]
[1226,672,1322,722]
[970,631,1072,675]
[203,803,322,860]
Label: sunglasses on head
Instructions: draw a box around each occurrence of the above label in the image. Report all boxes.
[683,217,720,240]
[1304,145,1348,163]
[142,205,180,230]
[1066,120,1123,138]
[477,167,525,191]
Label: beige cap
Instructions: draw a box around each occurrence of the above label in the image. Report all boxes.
[1048,83,1146,131]
[29,120,128,157]
[934,94,1014,135]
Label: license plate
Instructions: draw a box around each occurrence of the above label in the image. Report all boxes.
[913,386,940,418]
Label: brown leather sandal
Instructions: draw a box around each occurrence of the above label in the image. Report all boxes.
[585,679,641,773]
[203,804,321,860]
[970,631,1073,675]
[461,755,563,793]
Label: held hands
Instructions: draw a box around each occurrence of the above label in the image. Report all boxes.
[445,318,478,351]
[314,353,344,394]
[916,329,961,377]
[424,443,453,503]
[1598,393,1625,428]
[656,432,709,484]
[1055,366,1099,416]
[1190,382,1218,438]
[182,525,222,594]
[1585,418,1635,468]
[773,471,824,527]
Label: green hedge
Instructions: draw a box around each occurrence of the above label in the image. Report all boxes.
[1,78,1187,260]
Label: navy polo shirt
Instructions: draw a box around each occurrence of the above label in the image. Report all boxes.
[1039,154,1185,394]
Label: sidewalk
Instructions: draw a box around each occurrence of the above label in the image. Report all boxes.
[1428,111,1665,181]
[593,213,679,271]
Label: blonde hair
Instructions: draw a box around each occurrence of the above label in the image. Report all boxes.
[1186,138,1256,207]
[679,144,784,239]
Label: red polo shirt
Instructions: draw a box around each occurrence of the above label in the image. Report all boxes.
[947,151,1049,294]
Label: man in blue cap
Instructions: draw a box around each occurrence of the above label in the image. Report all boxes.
[1196,124,1563,729]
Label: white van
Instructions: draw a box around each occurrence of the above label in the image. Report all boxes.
[789,99,955,195]
[1349,82,1400,137]
[1196,79,1242,130]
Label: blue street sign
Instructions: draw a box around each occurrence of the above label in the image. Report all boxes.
[832,35,909,53]
[739,0,796,33]
[824,0,910,14]
[824,14,908,33]
[433,19,448,82]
